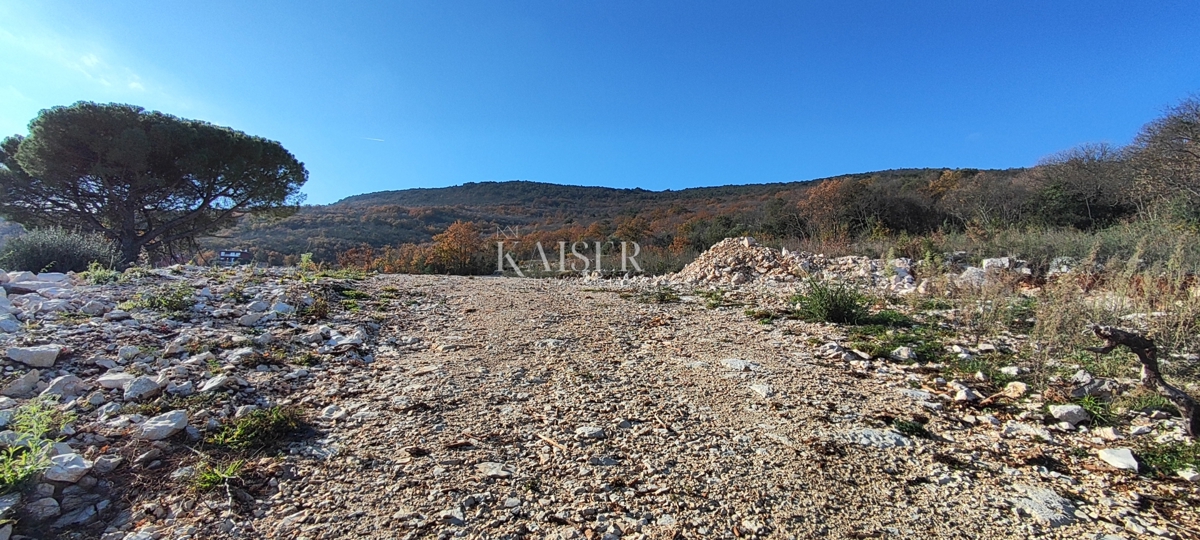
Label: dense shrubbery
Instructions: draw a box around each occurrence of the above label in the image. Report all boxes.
[0,227,117,273]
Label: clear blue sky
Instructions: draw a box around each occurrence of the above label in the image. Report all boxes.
[2,1,1198,205]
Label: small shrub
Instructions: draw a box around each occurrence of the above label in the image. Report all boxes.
[189,460,245,492]
[205,407,302,451]
[790,279,869,324]
[340,289,369,300]
[299,295,330,321]
[0,227,117,273]
[298,253,318,272]
[127,282,196,313]
[744,308,776,324]
[82,261,120,285]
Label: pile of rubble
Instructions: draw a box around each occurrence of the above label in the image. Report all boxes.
[672,237,919,292]
[673,237,823,285]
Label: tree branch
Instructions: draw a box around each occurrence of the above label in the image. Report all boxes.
[1087,324,1199,438]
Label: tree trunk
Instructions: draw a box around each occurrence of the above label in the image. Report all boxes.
[1086,324,1199,438]
[118,236,142,268]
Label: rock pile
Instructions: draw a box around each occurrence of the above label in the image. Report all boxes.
[674,237,822,285]
[673,237,919,292]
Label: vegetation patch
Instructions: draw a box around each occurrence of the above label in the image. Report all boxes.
[82,261,121,285]
[189,459,246,492]
[790,280,870,324]
[0,397,76,494]
[124,281,196,314]
[1136,440,1200,477]
[1115,388,1179,416]
[890,418,934,439]
[848,324,947,363]
[205,407,303,451]
[1074,395,1116,426]
[744,308,776,324]
[0,227,117,273]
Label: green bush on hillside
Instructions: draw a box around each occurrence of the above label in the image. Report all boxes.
[0,227,117,273]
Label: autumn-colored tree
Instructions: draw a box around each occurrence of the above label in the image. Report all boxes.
[431,220,487,274]
[796,178,857,237]
[614,216,649,241]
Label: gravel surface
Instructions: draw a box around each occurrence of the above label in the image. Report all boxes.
[0,263,1196,540]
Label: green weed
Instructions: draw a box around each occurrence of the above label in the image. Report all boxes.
[189,460,246,492]
[1136,440,1200,477]
[205,407,302,451]
[1075,395,1115,426]
[126,282,196,314]
[0,397,75,494]
[624,287,681,304]
[892,419,933,439]
[790,279,869,324]
[82,261,121,285]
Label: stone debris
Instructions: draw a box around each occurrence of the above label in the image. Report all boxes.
[0,261,1185,539]
[844,428,910,449]
[1010,485,1077,527]
[1048,404,1090,426]
[1098,448,1139,471]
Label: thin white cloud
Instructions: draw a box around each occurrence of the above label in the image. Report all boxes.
[362,137,385,142]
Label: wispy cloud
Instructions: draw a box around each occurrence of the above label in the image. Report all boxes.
[362,137,385,142]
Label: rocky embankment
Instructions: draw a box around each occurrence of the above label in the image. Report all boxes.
[0,248,1194,539]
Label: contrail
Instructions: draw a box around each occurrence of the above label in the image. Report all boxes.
[362,137,385,142]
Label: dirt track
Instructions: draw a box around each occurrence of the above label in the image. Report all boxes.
[250,274,1161,539]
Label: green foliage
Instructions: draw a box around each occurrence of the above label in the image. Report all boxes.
[299,295,330,321]
[697,288,736,309]
[205,406,302,451]
[0,227,116,273]
[849,324,946,363]
[189,460,246,492]
[82,261,121,284]
[12,398,75,437]
[1136,440,1200,477]
[790,280,869,324]
[0,102,307,264]
[298,253,317,272]
[0,397,74,494]
[1074,395,1115,426]
[340,289,369,300]
[127,282,196,313]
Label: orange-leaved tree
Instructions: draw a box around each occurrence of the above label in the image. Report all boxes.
[431,220,489,275]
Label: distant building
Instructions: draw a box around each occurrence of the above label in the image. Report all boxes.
[218,250,247,266]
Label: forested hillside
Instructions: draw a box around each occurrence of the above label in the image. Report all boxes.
[208,168,1025,264]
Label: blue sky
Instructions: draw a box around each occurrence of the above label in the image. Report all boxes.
[2,1,1198,205]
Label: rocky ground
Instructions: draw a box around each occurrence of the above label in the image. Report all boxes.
[0,246,1196,539]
